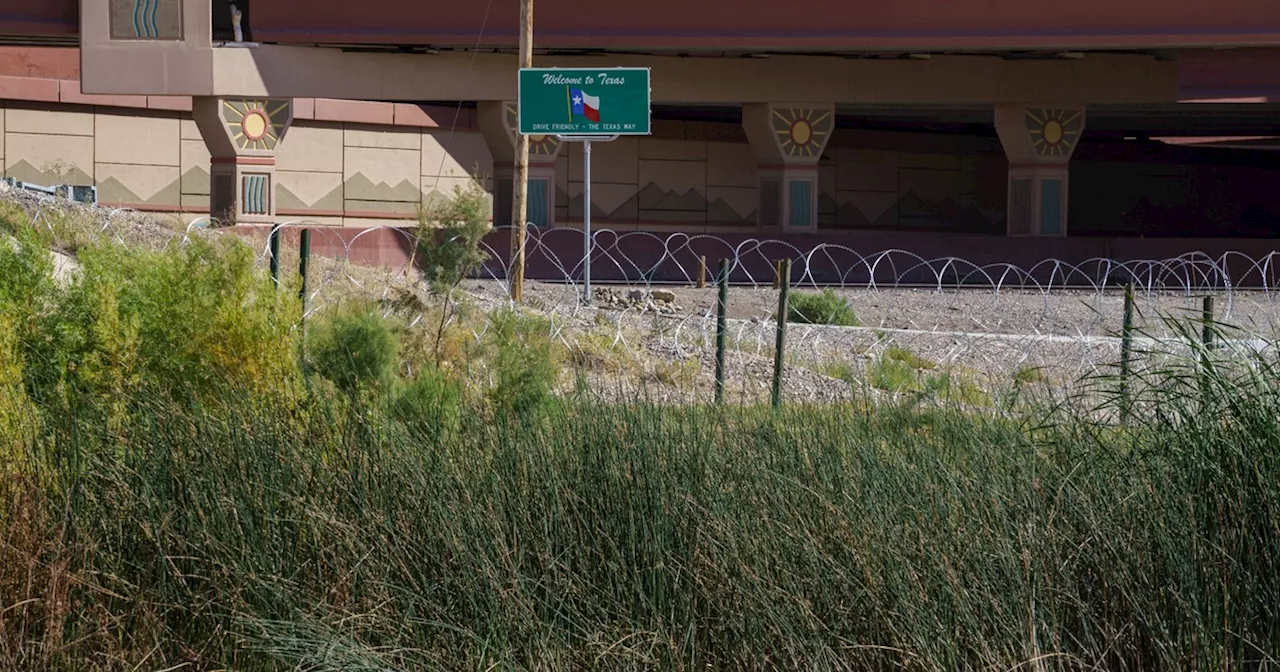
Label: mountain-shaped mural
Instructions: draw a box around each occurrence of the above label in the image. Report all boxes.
[545,184,1007,231]
[830,191,1003,233]
[1111,197,1219,237]
[563,189,636,220]
[6,160,94,189]
[343,173,421,203]
[276,183,344,211]
[558,184,714,222]
[707,197,755,224]
[181,166,210,196]
[637,184,707,212]
[95,176,181,207]
[819,193,839,226]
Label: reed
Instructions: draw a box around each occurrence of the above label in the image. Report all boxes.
[2,215,1278,670]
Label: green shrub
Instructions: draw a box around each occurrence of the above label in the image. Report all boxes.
[391,366,465,440]
[870,356,916,392]
[1013,364,1048,385]
[416,179,492,362]
[309,305,401,396]
[0,223,56,331]
[79,237,299,396]
[786,288,860,326]
[8,233,300,407]
[415,180,491,296]
[886,345,935,370]
[567,329,634,374]
[0,315,35,465]
[924,372,991,407]
[816,360,859,385]
[486,309,560,416]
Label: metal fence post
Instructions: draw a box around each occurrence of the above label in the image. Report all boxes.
[1201,296,1215,350]
[697,255,707,289]
[771,258,791,410]
[298,228,312,374]
[1120,281,1134,421]
[715,259,729,404]
[298,228,311,312]
[1200,295,1214,401]
[269,224,282,288]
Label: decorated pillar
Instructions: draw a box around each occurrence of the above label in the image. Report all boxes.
[742,104,835,232]
[192,97,293,225]
[994,105,1085,237]
[477,101,563,228]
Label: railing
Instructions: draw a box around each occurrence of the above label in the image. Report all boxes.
[0,178,97,205]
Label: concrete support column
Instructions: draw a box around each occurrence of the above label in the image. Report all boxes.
[742,103,835,232]
[193,97,293,225]
[478,102,563,228]
[995,104,1085,237]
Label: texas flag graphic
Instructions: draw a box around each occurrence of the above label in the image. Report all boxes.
[569,88,601,123]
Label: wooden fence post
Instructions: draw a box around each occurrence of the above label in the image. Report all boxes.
[771,258,791,410]
[715,259,729,404]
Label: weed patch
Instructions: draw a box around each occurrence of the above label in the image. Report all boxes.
[786,288,860,326]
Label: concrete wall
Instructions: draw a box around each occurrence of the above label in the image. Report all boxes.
[0,97,1013,232]
[4,96,1280,238]
[0,99,496,227]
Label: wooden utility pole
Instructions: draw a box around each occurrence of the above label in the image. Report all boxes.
[509,0,533,302]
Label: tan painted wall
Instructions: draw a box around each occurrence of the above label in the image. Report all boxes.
[0,100,498,227]
[0,99,1005,232]
[553,123,1006,234]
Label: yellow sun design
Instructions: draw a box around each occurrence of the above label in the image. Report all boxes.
[1025,109,1083,157]
[773,108,831,157]
[527,134,559,156]
[223,99,289,151]
[507,106,561,156]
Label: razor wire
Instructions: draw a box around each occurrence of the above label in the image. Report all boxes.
[7,186,1280,405]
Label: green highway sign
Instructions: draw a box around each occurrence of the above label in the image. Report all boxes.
[517,68,651,136]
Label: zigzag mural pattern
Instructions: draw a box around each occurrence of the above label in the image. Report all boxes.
[821,192,1004,233]
[557,185,757,225]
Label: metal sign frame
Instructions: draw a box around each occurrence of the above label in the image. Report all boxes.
[517,67,652,137]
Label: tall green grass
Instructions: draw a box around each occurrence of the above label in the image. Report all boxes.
[2,215,1278,670]
[4,380,1279,670]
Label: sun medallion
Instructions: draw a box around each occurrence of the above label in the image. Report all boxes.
[772,108,832,158]
[1025,109,1083,157]
[222,99,290,151]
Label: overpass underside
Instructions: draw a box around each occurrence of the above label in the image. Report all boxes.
[2,0,1280,252]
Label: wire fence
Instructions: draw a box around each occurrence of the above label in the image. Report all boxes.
[256,221,1280,404]
[7,185,1280,407]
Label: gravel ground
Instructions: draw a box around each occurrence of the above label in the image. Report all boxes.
[464,279,1280,339]
[461,278,1280,401]
[9,188,1276,405]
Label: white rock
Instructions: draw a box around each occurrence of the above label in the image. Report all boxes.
[651,288,677,303]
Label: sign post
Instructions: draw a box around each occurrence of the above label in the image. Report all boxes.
[518,67,651,303]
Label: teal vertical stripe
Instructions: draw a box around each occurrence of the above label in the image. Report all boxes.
[243,175,268,215]
[528,178,549,227]
[132,0,143,37]
[147,0,159,38]
[788,179,812,228]
[1040,177,1063,235]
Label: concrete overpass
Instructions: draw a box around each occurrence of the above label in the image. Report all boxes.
[0,0,1277,257]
